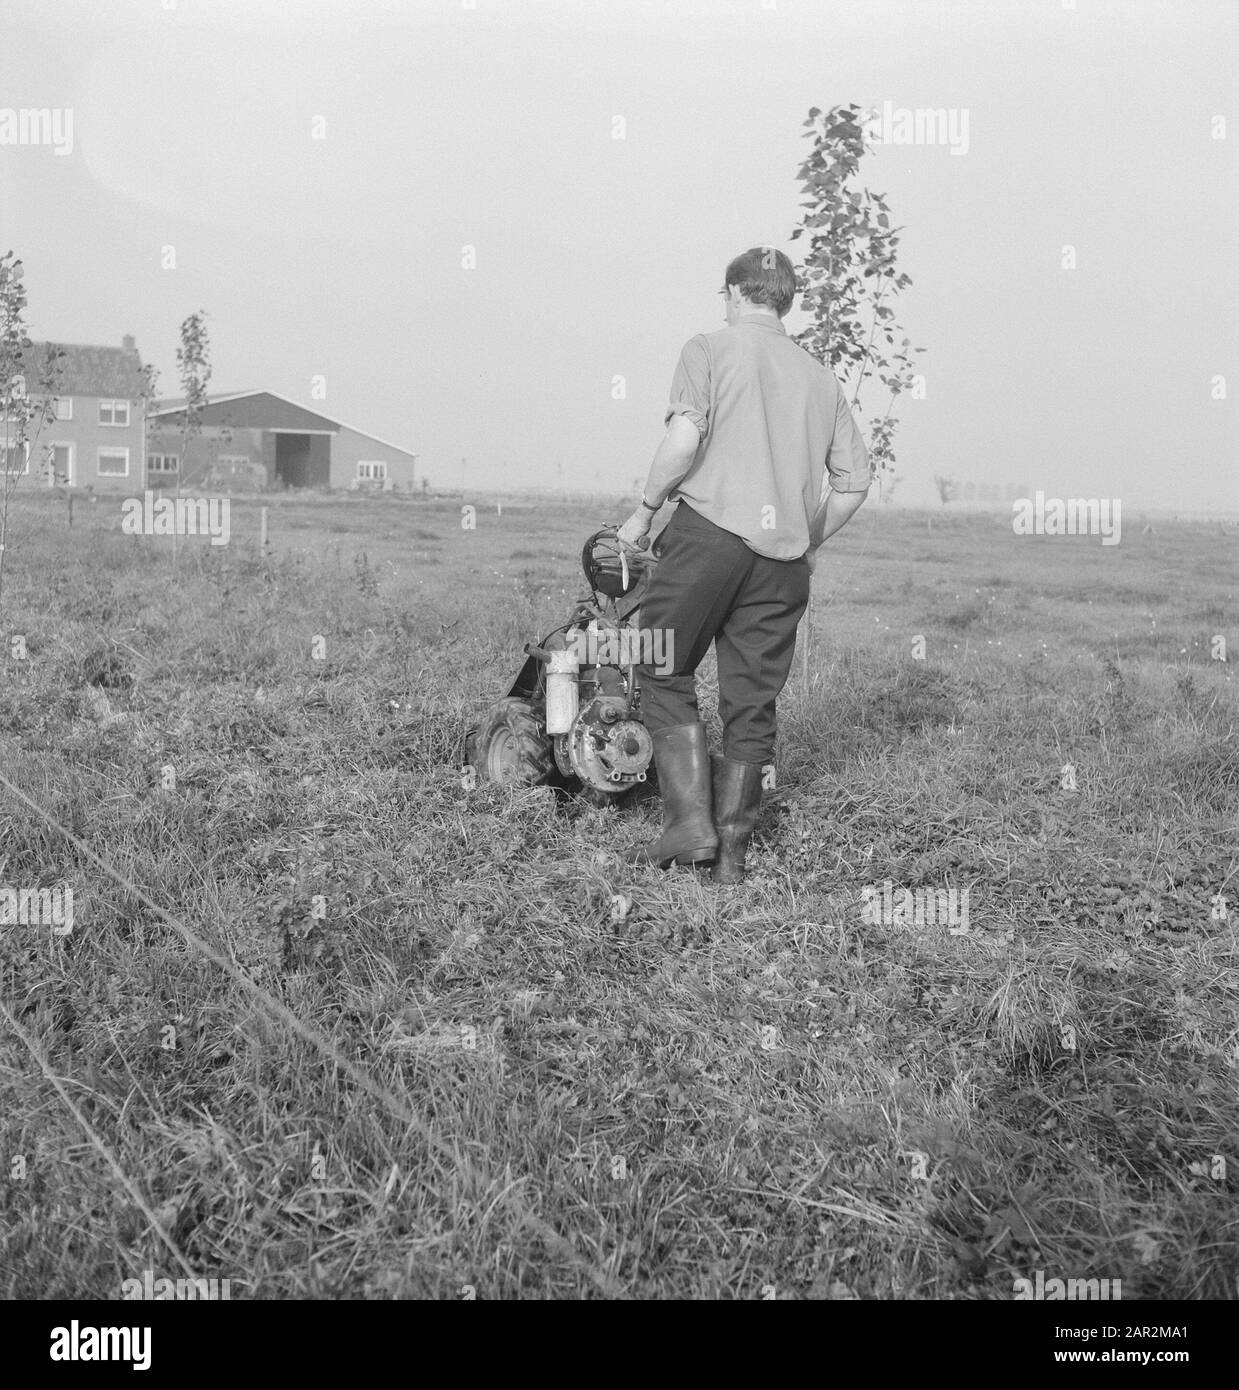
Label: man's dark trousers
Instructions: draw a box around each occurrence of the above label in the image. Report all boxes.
[636,502,811,765]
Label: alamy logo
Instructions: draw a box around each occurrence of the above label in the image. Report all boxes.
[0,106,73,156]
[49,1322,151,1370]
[0,883,73,935]
[860,880,969,934]
[121,491,231,546]
[122,1270,231,1300]
[566,626,674,677]
[1012,491,1121,545]
[861,101,970,156]
[1014,1270,1122,1300]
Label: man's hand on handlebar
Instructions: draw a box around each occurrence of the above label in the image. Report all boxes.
[617,509,653,552]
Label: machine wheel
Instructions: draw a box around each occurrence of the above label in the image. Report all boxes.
[472,698,556,787]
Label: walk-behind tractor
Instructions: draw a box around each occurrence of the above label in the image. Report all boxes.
[466,527,660,806]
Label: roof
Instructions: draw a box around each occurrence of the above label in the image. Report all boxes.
[22,340,146,398]
[150,390,341,433]
[149,389,417,458]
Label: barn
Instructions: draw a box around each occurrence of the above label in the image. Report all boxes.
[146,390,418,493]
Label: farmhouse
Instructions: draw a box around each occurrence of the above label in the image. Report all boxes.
[13,336,147,491]
[147,390,418,493]
[10,337,418,493]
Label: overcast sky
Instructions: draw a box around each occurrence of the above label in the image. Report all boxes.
[1,0,1235,510]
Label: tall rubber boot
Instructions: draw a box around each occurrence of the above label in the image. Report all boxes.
[710,756,765,885]
[625,723,718,868]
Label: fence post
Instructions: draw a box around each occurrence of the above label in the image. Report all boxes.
[260,506,268,548]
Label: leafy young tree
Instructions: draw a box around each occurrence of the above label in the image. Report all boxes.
[171,310,212,567]
[175,309,212,490]
[933,474,958,506]
[790,103,924,494]
[139,358,161,475]
[0,252,63,620]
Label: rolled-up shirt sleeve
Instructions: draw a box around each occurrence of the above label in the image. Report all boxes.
[664,334,711,437]
[825,378,872,492]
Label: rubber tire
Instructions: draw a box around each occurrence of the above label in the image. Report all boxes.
[472,697,556,787]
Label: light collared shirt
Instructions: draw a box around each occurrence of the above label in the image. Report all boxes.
[664,312,871,560]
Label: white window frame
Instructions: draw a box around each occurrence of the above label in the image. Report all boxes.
[3,439,30,474]
[47,441,74,484]
[97,445,130,477]
[54,396,73,421]
[357,460,388,482]
[98,399,130,427]
[148,453,180,474]
[9,374,26,401]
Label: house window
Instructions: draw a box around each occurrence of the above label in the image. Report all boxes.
[3,440,30,474]
[48,443,73,484]
[148,454,179,474]
[54,397,73,420]
[357,460,387,482]
[99,399,130,427]
[97,446,129,477]
[9,375,26,400]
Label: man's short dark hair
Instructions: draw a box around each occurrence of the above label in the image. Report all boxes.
[724,247,798,316]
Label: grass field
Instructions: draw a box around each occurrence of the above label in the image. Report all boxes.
[0,488,1236,1299]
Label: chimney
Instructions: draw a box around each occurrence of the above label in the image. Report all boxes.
[122,334,135,351]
